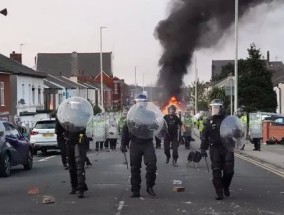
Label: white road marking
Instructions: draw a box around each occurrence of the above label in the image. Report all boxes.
[235,153,284,179]
[115,201,125,215]
[36,156,56,162]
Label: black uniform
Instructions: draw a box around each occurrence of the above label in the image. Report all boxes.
[155,136,161,149]
[55,117,68,168]
[201,113,234,200]
[121,123,157,197]
[64,129,88,198]
[163,114,183,163]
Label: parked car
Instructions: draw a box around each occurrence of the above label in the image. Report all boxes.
[264,116,284,124]
[0,121,33,177]
[30,118,58,155]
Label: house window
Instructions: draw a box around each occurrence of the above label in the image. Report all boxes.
[0,82,4,106]
[49,94,54,110]
[114,83,118,94]
[59,93,63,105]
[32,87,35,105]
[38,88,41,105]
[29,84,31,105]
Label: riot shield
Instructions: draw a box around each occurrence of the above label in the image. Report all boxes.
[127,102,167,139]
[220,115,245,152]
[57,96,93,132]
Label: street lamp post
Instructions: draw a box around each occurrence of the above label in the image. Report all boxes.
[0,8,7,16]
[100,26,106,111]
[234,0,239,115]
[194,55,198,115]
[230,76,233,115]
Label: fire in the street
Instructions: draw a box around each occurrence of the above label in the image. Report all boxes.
[161,96,181,114]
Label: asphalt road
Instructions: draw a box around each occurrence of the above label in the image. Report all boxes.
[0,140,284,215]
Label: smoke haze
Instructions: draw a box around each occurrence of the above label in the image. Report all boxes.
[155,0,279,102]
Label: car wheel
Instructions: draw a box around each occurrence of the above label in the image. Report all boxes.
[24,150,33,170]
[0,153,11,177]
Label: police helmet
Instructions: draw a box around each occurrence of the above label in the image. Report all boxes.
[236,108,243,117]
[209,99,224,116]
[210,99,224,107]
[134,94,148,103]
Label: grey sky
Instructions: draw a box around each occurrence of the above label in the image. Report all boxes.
[1,0,284,87]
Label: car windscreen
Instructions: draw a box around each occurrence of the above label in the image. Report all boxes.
[34,121,56,129]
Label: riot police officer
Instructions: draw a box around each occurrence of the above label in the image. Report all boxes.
[200,99,234,200]
[55,116,68,169]
[120,94,158,198]
[182,110,195,149]
[163,105,184,166]
[237,108,247,150]
[64,128,89,198]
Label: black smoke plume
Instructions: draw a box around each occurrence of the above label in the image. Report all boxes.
[155,0,277,102]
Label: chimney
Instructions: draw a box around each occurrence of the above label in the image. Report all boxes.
[266,51,270,68]
[10,51,22,63]
[71,51,78,76]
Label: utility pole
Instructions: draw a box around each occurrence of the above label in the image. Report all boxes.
[194,55,198,114]
[234,0,239,115]
[100,26,106,111]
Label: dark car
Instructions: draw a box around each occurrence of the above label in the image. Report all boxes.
[0,121,33,177]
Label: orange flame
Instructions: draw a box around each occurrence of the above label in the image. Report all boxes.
[162,96,181,114]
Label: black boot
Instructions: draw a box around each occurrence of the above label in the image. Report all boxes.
[78,191,84,198]
[166,157,170,164]
[215,191,223,200]
[146,187,156,196]
[131,191,140,198]
[172,160,178,167]
[83,183,88,191]
[69,187,77,194]
[224,187,230,197]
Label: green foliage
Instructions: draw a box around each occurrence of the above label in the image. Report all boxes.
[238,44,277,113]
[210,43,277,114]
[207,86,230,113]
[189,80,208,111]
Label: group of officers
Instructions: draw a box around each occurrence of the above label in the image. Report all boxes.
[120,95,238,200]
[55,94,240,201]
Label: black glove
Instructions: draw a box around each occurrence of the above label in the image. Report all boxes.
[200,149,208,157]
[120,145,127,153]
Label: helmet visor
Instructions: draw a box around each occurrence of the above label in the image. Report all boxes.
[211,105,220,116]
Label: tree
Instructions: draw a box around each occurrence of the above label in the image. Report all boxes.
[189,80,208,111]
[238,44,277,113]
[207,86,230,113]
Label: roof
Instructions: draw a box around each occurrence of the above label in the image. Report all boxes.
[36,52,113,77]
[268,61,284,85]
[43,80,63,89]
[0,53,46,78]
[212,59,284,86]
[45,75,76,89]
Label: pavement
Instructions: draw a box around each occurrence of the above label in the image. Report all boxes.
[191,128,284,171]
[237,140,284,170]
